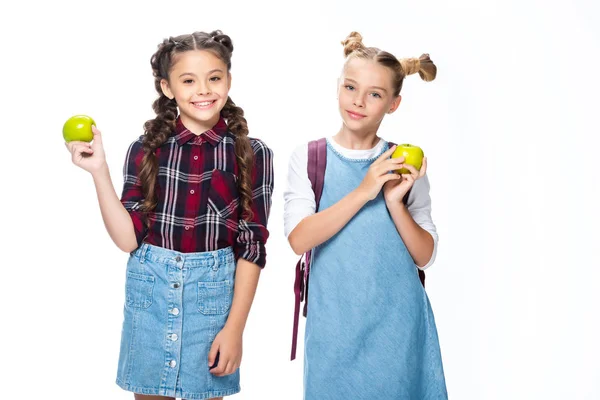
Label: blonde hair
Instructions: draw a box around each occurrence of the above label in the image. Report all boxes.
[341,31,437,96]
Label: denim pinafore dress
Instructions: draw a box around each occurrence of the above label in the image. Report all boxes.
[303,141,448,399]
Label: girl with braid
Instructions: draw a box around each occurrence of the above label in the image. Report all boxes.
[65,30,273,400]
[284,32,447,399]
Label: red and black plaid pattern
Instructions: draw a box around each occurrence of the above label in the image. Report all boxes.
[121,116,273,268]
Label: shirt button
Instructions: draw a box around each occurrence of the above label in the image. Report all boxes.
[170,307,180,316]
[185,226,190,231]
[169,333,178,341]
[175,256,182,262]
[169,360,177,368]
[194,155,199,160]
[172,282,180,289]
[190,189,195,195]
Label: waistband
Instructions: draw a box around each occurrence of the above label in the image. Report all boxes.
[133,243,235,268]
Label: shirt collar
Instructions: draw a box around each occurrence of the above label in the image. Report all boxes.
[173,116,228,146]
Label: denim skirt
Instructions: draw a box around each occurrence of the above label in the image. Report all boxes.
[116,243,240,399]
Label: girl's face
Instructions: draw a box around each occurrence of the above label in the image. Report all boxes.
[161,49,231,132]
[338,58,401,135]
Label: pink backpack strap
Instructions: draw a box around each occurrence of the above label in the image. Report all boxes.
[291,138,327,361]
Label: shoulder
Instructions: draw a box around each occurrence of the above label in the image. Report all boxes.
[127,135,145,152]
[380,137,395,148]
[288,142,309,171]
[292,142,309,159]
[124,135,145,165]
[248,137,272,155]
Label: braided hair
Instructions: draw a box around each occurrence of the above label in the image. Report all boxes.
[139,30,254,220]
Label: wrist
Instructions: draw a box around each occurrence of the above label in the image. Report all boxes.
[91,162,110,180]
[352,187,371,205]
[386,196,407,210]
[223,320,245,336]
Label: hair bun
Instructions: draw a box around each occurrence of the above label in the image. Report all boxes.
[209,30,234,53]
[400,53,437,82]
[341,31,365,57]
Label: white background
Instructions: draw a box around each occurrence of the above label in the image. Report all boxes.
[1,0,599,399]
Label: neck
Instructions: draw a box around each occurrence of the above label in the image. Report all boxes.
[333,123,381,150]
[180,113,220,136]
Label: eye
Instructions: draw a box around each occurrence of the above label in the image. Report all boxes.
[209,76,221,82]
[370,92,382,98]
[345,85,355,91]
[183,79,194,84]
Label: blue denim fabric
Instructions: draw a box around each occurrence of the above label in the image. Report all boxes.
[303,141,448,399]
[116,243,240,399]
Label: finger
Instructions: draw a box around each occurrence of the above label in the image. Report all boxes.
[91,125,102,144]
[384,178,401,189]
[222,360,235,376]
[210,360,226,375]
[385,157,405,165]
[374,145,397,164]
[401,174,414,183]
[402,164,420,177]
[72,143,94,156]
[211,352,228,375]
[208,343,220,369]
[66,141,90,153]
[382,173,402,184]
[419,157,428,178]
[376,158,404,174]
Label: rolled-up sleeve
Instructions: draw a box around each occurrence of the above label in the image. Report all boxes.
[235,139,274,268]
[120,138,147,247]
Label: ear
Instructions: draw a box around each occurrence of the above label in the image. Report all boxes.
[227,72,232,91]
[160,79,174,100]
[388,95,402,114]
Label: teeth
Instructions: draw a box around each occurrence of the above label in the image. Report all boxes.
[195,101,214,106]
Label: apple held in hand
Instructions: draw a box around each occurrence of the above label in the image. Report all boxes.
[391,144,424,174]
[63,115,96,142]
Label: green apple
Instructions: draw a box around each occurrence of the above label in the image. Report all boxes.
[62,115,96,142]
[391,144,424,174]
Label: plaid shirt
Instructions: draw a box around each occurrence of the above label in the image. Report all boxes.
[120,117,273,268]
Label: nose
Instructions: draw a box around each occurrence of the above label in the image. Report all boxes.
[353,93,365,108]
[196,83,211,96]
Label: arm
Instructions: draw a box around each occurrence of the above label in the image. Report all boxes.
[286,144,402,255]
[383,158,438,269]
[386,200,435,268]
[92,165,139,253]
[288,189,370,255]
[66,127,142,253]
[209,140,274,377]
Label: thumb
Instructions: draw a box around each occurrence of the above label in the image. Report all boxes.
[92,125,102,145]
[208,339,220,366]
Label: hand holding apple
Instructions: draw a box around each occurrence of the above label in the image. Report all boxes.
[391,144,424,174]
[65,122,107,175]
[357,145,404,201]
[63,115,96,143]
[384,152,428,204]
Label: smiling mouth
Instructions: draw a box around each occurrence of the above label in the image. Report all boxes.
[347,110,366,119]
[192,100,216,109]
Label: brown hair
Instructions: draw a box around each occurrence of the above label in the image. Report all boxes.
[139,30,254,220]
[341,31,437,96]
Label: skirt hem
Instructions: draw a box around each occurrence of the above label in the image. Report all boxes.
[116,378,241,399]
